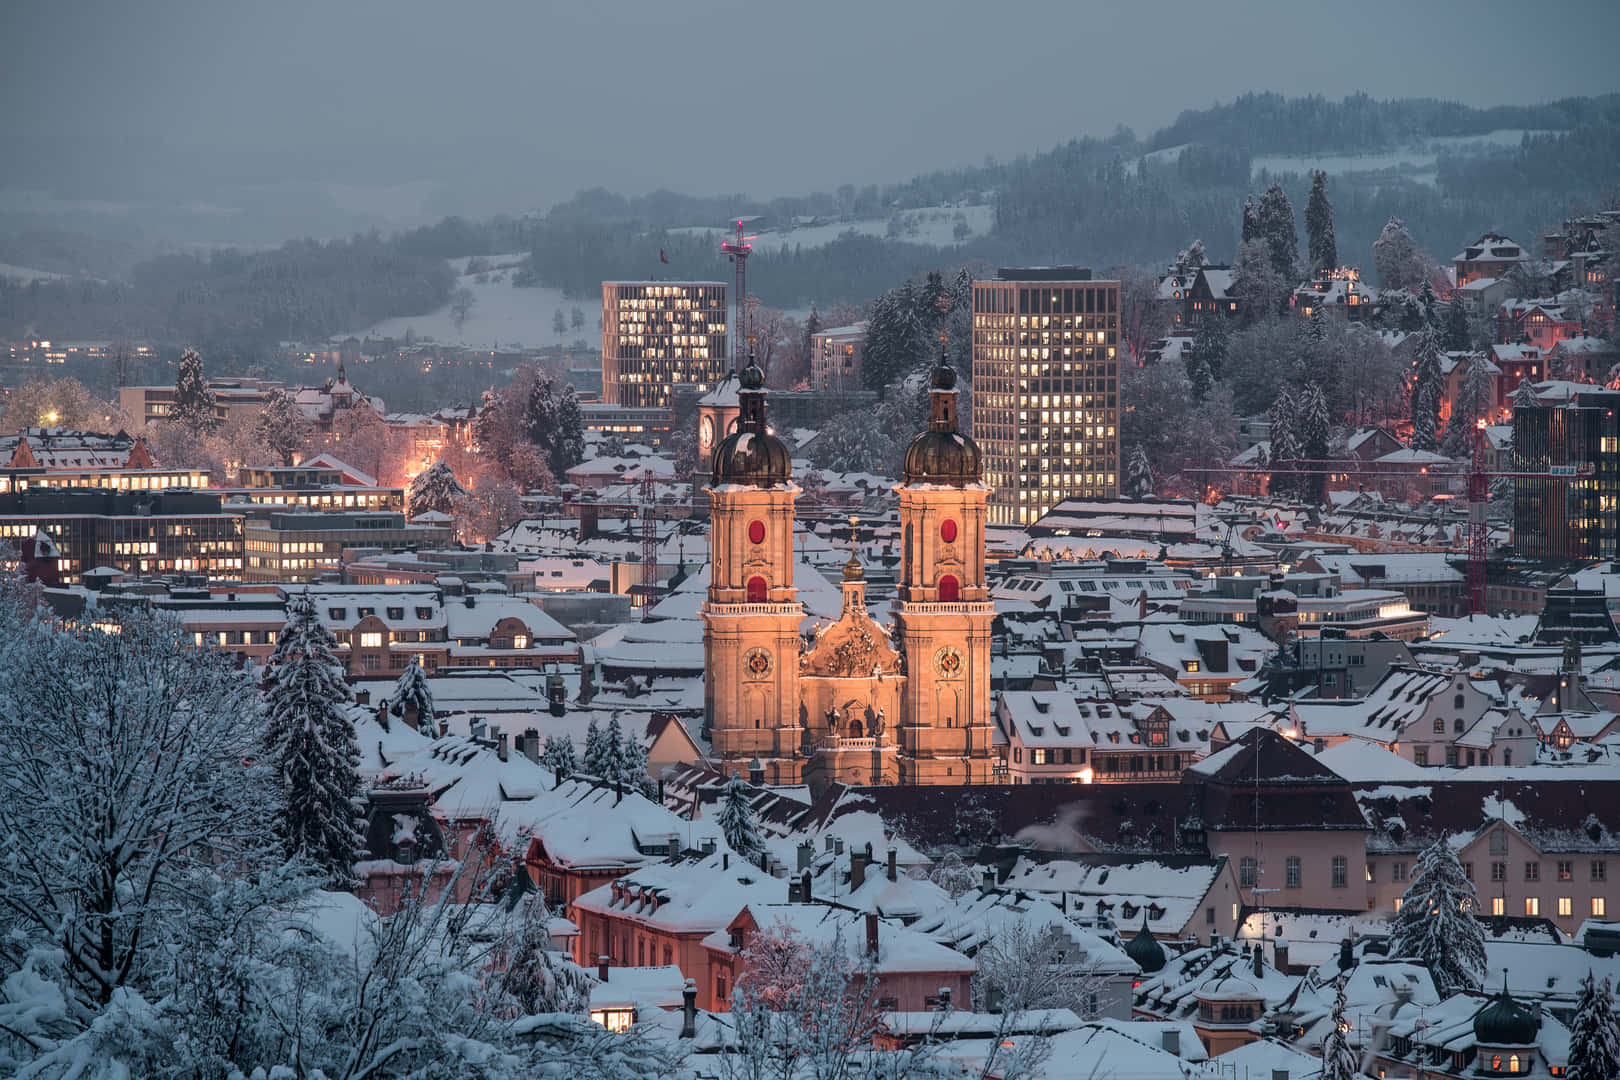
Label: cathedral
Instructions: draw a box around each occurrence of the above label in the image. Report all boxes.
[701,349,995,789]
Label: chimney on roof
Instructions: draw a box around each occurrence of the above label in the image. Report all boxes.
[834,838,844,856]
[865,912,879,960]
[522,727,540,763]
[798,841,814,871]
[681,979,697,1038]
[936,986,952,1011]
[598,955,610,982]
[495,728,508,762]
[886,847,897,882]
[850,848,868,891]
[437,718,449,738]
[789,879,802,902]
[1274,938,1290,973]
[982,867,996,892]
[801,869,812,904]
[701,838,716,855]
[1162,1029,1180,1055]
[722,852,729,871]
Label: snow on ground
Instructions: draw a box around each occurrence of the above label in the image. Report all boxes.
[0,261,68,283]
[357,254,590,350]
[1251,129,1556,185]
[671,204,994,252]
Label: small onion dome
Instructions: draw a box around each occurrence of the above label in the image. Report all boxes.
[1474,981,1539,1046]
[712,350,792,486]
[1125,915,1166,973]
[902,350,981,486]
[842,552,865,582]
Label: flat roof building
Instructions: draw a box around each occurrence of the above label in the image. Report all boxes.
[600,281,728,408]
[0,488,242,582]
[972,268,1121,525]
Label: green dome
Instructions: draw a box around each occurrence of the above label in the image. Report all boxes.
[1124,916,1166,974]
[1473,985,1539,1046]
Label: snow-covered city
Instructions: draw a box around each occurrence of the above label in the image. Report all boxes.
[2,4,1620,1078]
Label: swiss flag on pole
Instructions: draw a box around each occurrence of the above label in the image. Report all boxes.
[659,248,669,264]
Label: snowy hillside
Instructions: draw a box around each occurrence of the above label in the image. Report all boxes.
[1251,129,1555,185]
[358,254,593,349]
[671,204,994,252]
[0,261,68,284]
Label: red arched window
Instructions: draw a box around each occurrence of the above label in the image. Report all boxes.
[747,520,766,544]
[747,576,768,602]
[940,519,958,543]
[938,574,960,602]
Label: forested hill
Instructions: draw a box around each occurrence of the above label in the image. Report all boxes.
[5,91,1617,352]
[1144,92,1620,155]
[506,91,1620,306]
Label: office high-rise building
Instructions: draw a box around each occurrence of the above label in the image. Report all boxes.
[601,282,728,408]
[971,268,1121,525]
[1512,386,1620,559]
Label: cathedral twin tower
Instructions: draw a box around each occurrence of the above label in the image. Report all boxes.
[702,352,995,789]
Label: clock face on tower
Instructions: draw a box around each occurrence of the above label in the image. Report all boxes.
[744,647,774,679]
[699,414,716,452]
[933,646,963,679]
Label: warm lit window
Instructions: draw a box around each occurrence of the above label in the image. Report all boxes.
[1492,897,1505,916]
[360,632,382,648]
[1558,897,1572,916]
[1595,898,1607,917]
[1525,898,1539,917]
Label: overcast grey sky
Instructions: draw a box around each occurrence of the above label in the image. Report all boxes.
[4,0,1618,214]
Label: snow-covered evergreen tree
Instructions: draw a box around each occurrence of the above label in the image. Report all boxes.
[618,729,657,800]
[407,459,465,518]
[1387,838,1486,994]
[1306,170,1337,273]
[388,655,435,728]
[1123,445,1154,500]
[263,592,365,886]
[1375,216,1429,292]
[602,714,628,786]
[717,777,767,864]
[1511,377,1542,410]
[1256,182,1299,279]
[1295,383,1331,503]
[169,347,218,434]
[1321,987,1360,1080]
[1232,238,1289,322]
[1443,295,1472,352]
[1241,194,1260,245]
[1442,359,1493,458]
[1411,329,1445,452]
[541,732,578,784]
[582,715,612,777]
[1268,388,1300,497]
[1567,972,1620,1080]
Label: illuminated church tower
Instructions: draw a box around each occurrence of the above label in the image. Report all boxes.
[893,349,995,783]
[702,352,804,783]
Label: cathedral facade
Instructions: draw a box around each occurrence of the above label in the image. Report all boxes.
[701,353,995,789]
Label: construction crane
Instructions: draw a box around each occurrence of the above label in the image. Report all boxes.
[583,472,693,620]
[720,220,757,366]
[1191,439,1594,615]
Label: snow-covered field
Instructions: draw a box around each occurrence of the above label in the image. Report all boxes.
[671,204,994,252]
[1251,129,1554,184]
[0,261,68,283]
[358,254,591,349]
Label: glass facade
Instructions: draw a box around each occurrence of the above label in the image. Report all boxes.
[972,275,1121,525]
[601,282,728,408]
[1512,389,1620,559]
